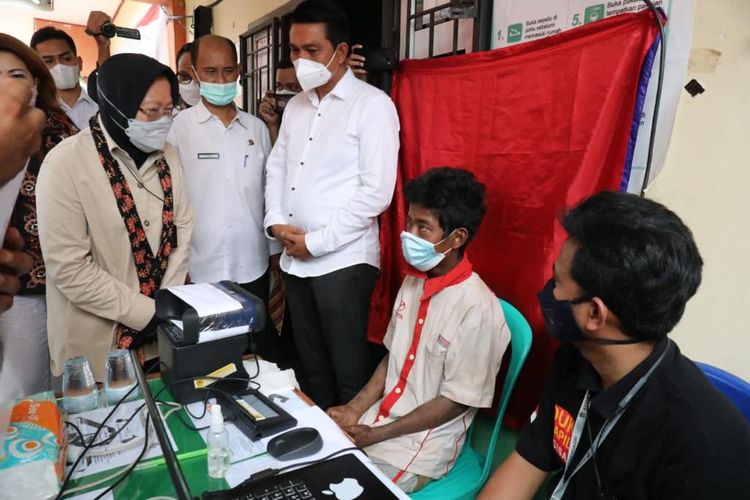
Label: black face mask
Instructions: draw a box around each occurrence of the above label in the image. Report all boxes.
[537,279,641,345]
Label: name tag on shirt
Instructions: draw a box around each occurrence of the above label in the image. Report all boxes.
[197,153,220,160]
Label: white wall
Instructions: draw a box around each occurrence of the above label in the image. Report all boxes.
[186,0,750,380]
[185,0,290,42]
[0,0,121,44]
[648,0,750,379]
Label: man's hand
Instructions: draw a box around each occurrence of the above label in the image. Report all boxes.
[283,232,311,260]
[86,11,112,42]
[344,424,384,449]
[0,80,44,185]
[259,92,280,127]
[327,404,362,429]
[0,227,32,313]
[87,10,113,66]
[270,224,310,259]
[347,44,368,81]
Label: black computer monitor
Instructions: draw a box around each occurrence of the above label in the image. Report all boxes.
[131,350,193,500]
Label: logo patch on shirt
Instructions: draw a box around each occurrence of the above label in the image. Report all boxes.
[552,404,575,462]
[396,300,406,320]
[437,335,450,348]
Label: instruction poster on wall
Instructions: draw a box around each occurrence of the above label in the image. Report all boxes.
[492,0,696,192]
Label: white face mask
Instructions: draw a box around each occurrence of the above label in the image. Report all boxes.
[49,63,80,90]
[125,116,173,153]
[293,48,339,92]
[178,81,201,107]
[97,84,173,153]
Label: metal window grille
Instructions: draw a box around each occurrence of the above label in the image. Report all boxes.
[400,0,491,59]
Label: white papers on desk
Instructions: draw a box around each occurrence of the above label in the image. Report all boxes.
[168,283,242,317]
[186,399,266,463]
[223,404,355,488]
[67,488,114,500]
[186,390,325,466]
[64,400,177,479]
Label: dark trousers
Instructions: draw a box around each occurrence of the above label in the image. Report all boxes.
[284,264,378,409]
[238,269,275,361]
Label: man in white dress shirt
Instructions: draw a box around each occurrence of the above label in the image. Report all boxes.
[169,35,281,358]
[264,0,400,409]
[30,27,98,130]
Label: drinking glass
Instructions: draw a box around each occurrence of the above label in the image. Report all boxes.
[104,349,139,405]
[62,356,98,413]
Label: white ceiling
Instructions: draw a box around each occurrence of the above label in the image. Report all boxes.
[0,0,123,25]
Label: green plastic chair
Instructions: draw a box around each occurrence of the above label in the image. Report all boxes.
[410,298,533,500]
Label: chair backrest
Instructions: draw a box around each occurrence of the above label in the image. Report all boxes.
[695,361,750,423]
[476,298,533,483]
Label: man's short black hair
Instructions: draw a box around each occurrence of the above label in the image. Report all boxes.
[562,191,703,341]
[277,58,294,70]
[291,0,350,47]
[176,42,193,64]
[403,167,487,247]
[191,35,237,65]
[30,26,77,56]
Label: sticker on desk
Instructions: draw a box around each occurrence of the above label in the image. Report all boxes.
[236,399,266,421]
[194,362,237,389]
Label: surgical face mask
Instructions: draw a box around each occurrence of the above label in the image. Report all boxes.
[293,48,338,92]
[400,230,454,272]
[178,80,201,107]
[198,80,237,106]
[49,63,80,90]
[125,115,173,153]
[97,84,173,153]
[537,279,641,345]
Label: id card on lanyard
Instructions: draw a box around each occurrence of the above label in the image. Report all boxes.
[550,341,671,500]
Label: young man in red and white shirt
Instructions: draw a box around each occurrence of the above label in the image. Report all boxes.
[327,167,510,492]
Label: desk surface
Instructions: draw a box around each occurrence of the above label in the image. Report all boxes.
[65,378,407,500]
[66,378,226,498]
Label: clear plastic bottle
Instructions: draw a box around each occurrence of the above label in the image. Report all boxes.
[207,404,230,479]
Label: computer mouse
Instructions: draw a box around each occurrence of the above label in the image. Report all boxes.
[266,427,323,461]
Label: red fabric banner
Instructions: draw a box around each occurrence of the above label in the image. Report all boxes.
[369,11,660,429]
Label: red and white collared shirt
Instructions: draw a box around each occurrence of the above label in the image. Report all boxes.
[359,257,511,479]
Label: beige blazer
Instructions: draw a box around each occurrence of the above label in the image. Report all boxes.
[37,118,193,380]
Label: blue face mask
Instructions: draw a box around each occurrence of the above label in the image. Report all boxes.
[400,231,454,272]
[198,81,237,106]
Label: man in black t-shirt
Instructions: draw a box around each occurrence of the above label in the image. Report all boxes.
[479,192,750,500]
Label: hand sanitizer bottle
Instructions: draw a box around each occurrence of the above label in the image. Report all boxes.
[207,404,230,479]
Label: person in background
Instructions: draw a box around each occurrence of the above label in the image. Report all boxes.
[37,54,193,382]
[175,42,199,110]
[0,76,41,315]
[0,78,45,186]
[258,59,302,145]
[168,35,280,360]
[0,34,79,401]
[0,77,39,381]
[328,167,510,492]
[347,43,368,81]
[479,192,750,500]
[30,27,97,131]
[265,0,400,409]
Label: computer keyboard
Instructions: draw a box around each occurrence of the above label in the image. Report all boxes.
[230,478,314,500]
